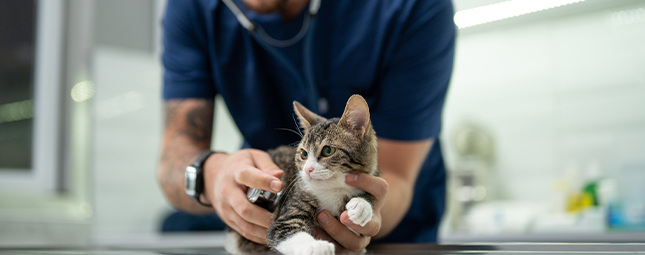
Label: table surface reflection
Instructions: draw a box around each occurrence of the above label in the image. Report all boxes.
[2,243,645,254]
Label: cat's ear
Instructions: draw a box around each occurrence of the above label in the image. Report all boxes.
[339,95,370,138]
[293,101,326,131]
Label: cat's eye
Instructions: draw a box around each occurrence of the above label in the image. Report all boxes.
[321,146,336,157]
[300,150,308,159]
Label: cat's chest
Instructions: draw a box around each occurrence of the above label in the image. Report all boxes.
[312,185,363,217]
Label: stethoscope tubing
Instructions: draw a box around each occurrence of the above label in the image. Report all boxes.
[222,0,321,114]
[302,15,319,114]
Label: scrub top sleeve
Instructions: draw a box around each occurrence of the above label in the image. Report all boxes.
[162,0,216,100]
[371,0,456,141]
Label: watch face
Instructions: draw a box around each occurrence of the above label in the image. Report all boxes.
[185,166,197,196]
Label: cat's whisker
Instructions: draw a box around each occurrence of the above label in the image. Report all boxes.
[288,141,299,147]
[291,114,304,137]
[312,171,333,180]
[319,170,333,177]
[281,175,302,202]
[275,127,303,138]
[283,174,302,196]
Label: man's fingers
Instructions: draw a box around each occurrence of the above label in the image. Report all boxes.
[228,190,274,228]
[250,149,282,173]
[340,211,380,237]
[234,165,282,193]
[219,204,268,244]
[227,211,269,244]
[266,169,285,179]
[316,211,370,252]
[345,173,388,199]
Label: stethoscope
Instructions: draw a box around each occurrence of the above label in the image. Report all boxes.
[222,0,323,114]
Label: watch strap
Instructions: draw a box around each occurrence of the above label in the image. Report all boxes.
[192,150,214,169]
[186,150,215,207]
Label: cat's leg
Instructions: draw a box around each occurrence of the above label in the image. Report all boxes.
[345,197,373,227]
[273,231,334,255]
[224,229,242,254]
[267,199,333,254]
[268,222,334,255]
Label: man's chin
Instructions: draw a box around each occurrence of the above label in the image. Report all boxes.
[241,0,286,14]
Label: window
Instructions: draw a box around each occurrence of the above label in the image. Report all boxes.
[0,0,63,193]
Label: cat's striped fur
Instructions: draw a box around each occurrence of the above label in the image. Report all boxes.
[227,95,379,254]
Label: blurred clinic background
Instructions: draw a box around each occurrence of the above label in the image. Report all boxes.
[1,0,645,247]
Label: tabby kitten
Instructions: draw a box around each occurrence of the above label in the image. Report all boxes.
[226,95,379,255]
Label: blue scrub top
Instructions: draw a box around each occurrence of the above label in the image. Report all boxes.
[162,0,455,243]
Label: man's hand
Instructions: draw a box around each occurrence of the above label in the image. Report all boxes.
[312,173,388,252]
[202,149,283,244]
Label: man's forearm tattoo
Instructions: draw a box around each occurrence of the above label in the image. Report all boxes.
[159,99,214,212]
[184,104,214,145]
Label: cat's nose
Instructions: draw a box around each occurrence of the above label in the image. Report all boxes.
[305,167,314,174]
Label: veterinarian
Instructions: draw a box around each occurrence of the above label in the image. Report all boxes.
[157,0,455,251]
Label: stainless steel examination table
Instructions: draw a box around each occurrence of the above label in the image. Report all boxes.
[2,243,645,254]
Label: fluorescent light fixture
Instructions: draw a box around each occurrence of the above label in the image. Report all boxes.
[71,80,95,102]
[608,8,645,27]
[455,0,586,29]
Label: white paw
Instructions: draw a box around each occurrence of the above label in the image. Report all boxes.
[275,232,334,255]
[292,240,335,255]
[345,197,373,227]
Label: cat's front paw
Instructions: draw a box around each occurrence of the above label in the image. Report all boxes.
[345,197,373,227]
[292,240,335,255]
[275,232,334,255]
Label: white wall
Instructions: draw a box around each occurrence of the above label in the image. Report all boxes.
[91,47,168,238]
[91,45,243,238]
[90,0,246,239]
[442,1,645,204]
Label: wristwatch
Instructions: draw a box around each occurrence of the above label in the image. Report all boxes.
[185,151,215,207]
